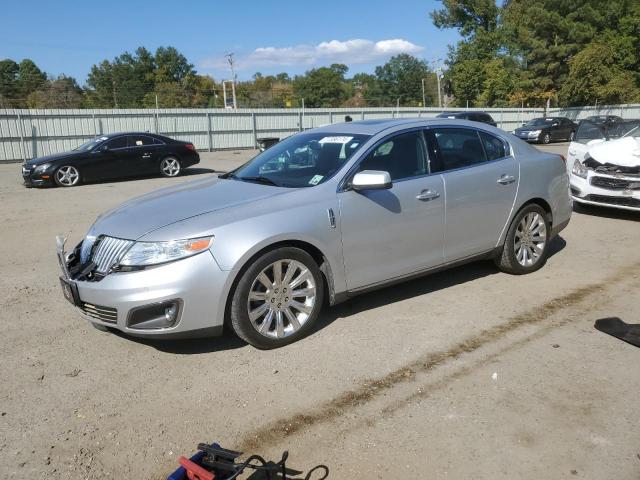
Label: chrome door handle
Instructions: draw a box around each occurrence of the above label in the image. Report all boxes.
[497,174,516,185]
[416,189,440,201]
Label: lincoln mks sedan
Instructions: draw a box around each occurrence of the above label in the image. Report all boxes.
[57,119,571,349]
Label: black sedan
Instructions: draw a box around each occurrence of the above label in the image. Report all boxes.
[585,115,624,126]
[435,111,497,127]
[22,132,200,187]
[513,117,578,144]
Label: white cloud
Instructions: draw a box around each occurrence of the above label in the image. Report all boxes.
[200,38,423,71]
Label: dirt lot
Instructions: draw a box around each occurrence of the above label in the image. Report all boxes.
[1,143,639,479]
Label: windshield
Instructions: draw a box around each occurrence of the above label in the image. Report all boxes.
[74,136,108,151]
[575,120,640,144]
[524,118,555,127]
[226,132,369,188]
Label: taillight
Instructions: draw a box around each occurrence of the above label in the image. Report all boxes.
[185,143,195,151]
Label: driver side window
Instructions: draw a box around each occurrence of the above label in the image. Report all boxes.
[357,131,428,181]
[105,136,127,150]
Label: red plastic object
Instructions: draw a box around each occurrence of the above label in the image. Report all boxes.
[178,456,215,480]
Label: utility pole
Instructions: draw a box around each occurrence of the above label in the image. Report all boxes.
[225,52,238,109]
[421,78,426,108]
[436,69,443,108]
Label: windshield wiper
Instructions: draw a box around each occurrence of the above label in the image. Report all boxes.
[236,176,280,186]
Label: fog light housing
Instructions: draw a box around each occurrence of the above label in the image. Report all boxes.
[127,299,182,330]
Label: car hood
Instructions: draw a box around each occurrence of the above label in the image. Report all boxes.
[587,136,640,168]
[89,176,288,240]
[25,151,84,166]
[514,126,543,133]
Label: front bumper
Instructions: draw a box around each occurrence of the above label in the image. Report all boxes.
[514,131,541,142]
[22,165,54,187]
[61,250,232,338]
[570,172,640,212]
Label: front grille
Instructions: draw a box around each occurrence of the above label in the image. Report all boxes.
[590,176,640,191]
[90,236,134,273]
[80,302,117,323]
[584,194,640,208]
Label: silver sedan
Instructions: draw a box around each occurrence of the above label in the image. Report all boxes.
[57,119,572,349]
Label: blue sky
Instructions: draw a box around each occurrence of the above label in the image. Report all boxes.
[0,0,460,84]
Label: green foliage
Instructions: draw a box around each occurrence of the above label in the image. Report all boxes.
[374,54,434,106]
[293,64,349,107]
[0,59,20,107]
[433,0,640,107]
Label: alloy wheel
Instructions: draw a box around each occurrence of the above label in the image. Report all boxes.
[514,212,547,267]
[55,166,80,186]
[161,158,180,177]
[247,259,316,339]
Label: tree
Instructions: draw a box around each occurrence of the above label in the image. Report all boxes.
[17,59,47,104]
[0,59,19,107]
[154,46,195,83]
[374,54,433,106]
[27,75,83,108]
[293,64,349,107]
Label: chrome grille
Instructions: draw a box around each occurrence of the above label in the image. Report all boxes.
[590,176,640,191]
[81,302,117,323]
[80,236,96,264]
[91,236,134,273]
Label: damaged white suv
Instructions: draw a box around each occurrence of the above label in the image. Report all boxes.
[567,120,640,212]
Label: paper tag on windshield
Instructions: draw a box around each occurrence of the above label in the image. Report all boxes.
[319,136,353,144]
[308,175,324,185]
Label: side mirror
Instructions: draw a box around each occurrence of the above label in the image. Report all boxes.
[351,170,392,191]
[98,144,110,152]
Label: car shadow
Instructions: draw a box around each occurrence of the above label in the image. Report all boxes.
[124,235,566,354]
[574,204,639,222]
[78,167,217,187]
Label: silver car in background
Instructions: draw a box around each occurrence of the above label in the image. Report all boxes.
[57,119,571,349]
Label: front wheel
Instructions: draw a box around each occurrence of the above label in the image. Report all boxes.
[229,247,325,349]
[495,204,550,275]
[160,157,181,177]
[54,165,80,187]
[541,133,551,144]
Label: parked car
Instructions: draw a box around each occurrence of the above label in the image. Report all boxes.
[435,111,497,127]
[56,118,571,349]
[512,117,578,144]
[566,119,640,211]
[22,132,199,187]
[584,115,624,126]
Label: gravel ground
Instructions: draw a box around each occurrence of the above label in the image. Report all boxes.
[1,143,639,479]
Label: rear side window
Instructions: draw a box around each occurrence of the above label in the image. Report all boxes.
[105,136,127,149]
[479,132,507,160]
[129,135,155,147]
[429,128,486,172]
[358,131,428,181]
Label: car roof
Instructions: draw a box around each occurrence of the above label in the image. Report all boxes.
[309,118,497,136]
[101,131,159,138]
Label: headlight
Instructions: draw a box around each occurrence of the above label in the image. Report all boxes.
[572,159,588,179]
[119,236,213,267]
[34,163,51,173]
[529,130,541,136]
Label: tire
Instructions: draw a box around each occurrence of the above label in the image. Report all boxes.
[91,323,109,332]
[54,165,81,187]
[160,156,181,177]
[541,133,551,144]
[229,247,325,349]
[495,204,550,275]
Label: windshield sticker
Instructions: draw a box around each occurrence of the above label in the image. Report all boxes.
[319,136,353,144]
[308,175,324,185]
[135,140,143,146]
[99,136,108,141]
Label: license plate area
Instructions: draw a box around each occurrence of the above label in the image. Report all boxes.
[60,276,80,306]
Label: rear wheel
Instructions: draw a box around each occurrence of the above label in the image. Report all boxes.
[160,157,181,177]
[54,165,80,187]
[230,247,324,349]
[495,204,550,275]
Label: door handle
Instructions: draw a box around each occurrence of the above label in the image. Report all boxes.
[497,174,516,185]
[416,189,440,201]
